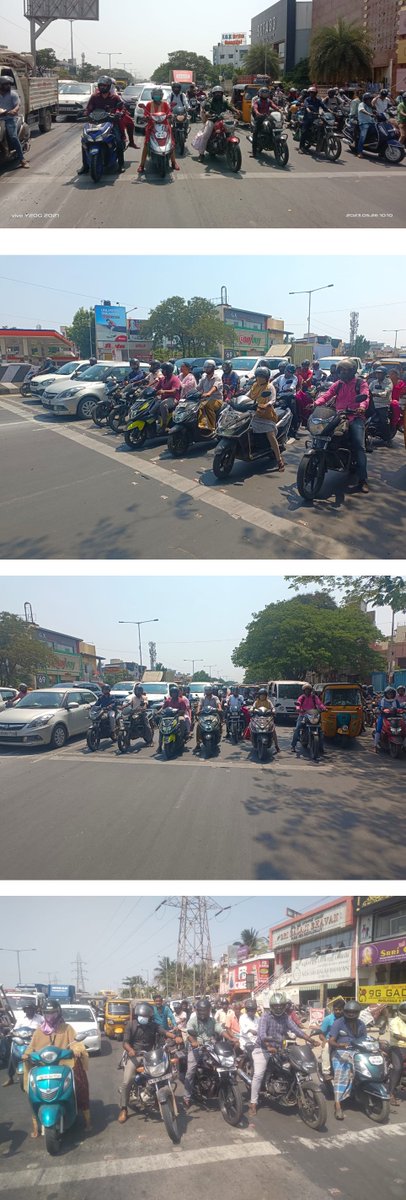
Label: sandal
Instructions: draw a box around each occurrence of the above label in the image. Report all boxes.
[277,460,285,471]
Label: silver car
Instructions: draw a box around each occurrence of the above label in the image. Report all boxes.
[0,687,98,749]
[29,360,92,399]
[60,1004,101,1053]
[42,362,132,419]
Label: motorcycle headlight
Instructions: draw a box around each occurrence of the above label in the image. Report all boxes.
[308,414,329,435]
[357,1061,372,1077]
[147,1062,167,1078]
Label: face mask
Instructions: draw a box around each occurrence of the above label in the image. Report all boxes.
[138,1017,149,1026]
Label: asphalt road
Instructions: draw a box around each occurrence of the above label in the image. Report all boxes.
[1,395,405,559]
[0,722,404,880]
[1,1038,406,1200]
[0,119,404,229]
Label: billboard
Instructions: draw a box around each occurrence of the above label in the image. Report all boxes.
[94,304,128,361]
[272,902,350,949]
[358,936,406,967]
[222,33,246,44]
[358,983,406,1005]
[24,0,99,18]
[291,948,353,984]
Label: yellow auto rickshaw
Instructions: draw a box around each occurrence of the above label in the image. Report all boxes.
[103,998,131,1039]
[321,683,364,740]
[231,84,245,122]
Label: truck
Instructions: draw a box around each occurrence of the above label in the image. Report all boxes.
[47,983,76,1003]
[0,51,58,142]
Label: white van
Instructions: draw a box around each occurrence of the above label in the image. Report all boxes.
[268,680,304,720]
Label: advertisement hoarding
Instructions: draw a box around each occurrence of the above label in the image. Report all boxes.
[291,948,352,984]
[358,937,406,967]
[272,902,350,949]
[94,304,128,361]
[222,33,246,44]
[358,983,406,1004]
[24,0,98,17]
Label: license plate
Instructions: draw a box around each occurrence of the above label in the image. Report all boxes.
[369,1055,383,1065]
[165,734,175,743]
[0,731,16,738]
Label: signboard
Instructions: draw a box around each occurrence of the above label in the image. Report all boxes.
[272,902,350,949]
[171,70,194,84]
[359,937,406,967]
[358,984,406,1005]
[225,308,267,331]
[233,330,268,352]
[94,304,128,361]
[24,0,99,17]
[222,33,246,45]
[359,914,374,944]
[291,948,353,985]
[309,1007,325,1025]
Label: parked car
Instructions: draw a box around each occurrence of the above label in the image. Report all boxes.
[49,681,102,696]
[173,356,223,381]
[0,687,97,749]
[59,1004,101,1054]
[42,362,132,419]
[134,84,171,129]
[29,360,93,399]
[58,80,97,120]
[121,83,144,115]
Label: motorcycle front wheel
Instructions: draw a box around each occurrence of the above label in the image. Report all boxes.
[297,1086,327,1130]
[45,1126,62,1155]
[213,445,236,479]
[90,151,103,183]
[86,728,100,751]
[108,409,126,433]
[218,1083,243,1126]
[325,134,341,161]
[257,739,269,763]
[297,452,325,501]
[161,1099,181,1143]
[362,1093,390,1123]
[125,426,147,449]
[164,741,177,760]
[157,154,167,178]
[384,144,404,164]
[168,428,189,457]
[311,734,320,762]
[117,732,130,754]
[226,143,242,172]
[389,741,401,759]
[274,140,289,166]
[177,132,185,156]
[92,402,109,427]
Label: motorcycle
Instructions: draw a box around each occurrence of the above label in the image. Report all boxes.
[92,378,120,427]
[147,112,173,178]
[297,405,361,501]
[250,707,276,762]
[298,709,323,761]
[86,703,120,750]
[0,112,30,169]
[295,109,341,161]
[197,705,222,758]
[238,1040,327,1130]
[124,387,173,449]
[81,110,125,182]
[122,1043,181,1144]
[167,390,222,457]
[365,401,402,448]
[188,1039,243,1126]
[250,110,289,166]
[172,104,189,155]
[108,382,144,434]
[159,707,187,759]
[213,395,292,480]
[338,1036,391,1122]
[343,113,405,165]
[27,1034,87,1155]
[188,96,199,123]
[226,708,245,744]
[205,116,242,172]
[117,706,154,754]
[9,1027,33,1090]
[377,705,406,759]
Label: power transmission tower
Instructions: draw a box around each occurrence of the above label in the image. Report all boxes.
[157,897,218,996]
[149,641,157,670]
[71,952,87,994]
[349,311,359,351]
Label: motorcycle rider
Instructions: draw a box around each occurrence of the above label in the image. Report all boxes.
[196,359,223,431]
[311,359,325,387]
[396,684,406,705]
[10,682,29,705]
[179,361,198,398]
[125,684,153,744]
[239,1000,259,1053]
[159,684,190,751]
[356,92,375,157]
[329,999,367,1120]
[151,361,181,429]
[138,87,179,175]
[3,1003,41,1087]
[24,999,91,1136]
[118,1002,161,1123]
[198,85,238,161]
[153,995,177,1032]
[374,684,401,751]
[194,686,222,751]
[248,365,285,470]
[249,991,315,1117]
[291,682,326,752]
[396,92,406,145]
[225,684,245,738]
[314,357,370,493]
[128,358,147,386]
[372,88,390,117]
[80,76,127,173]
[146,360,164,388]
[0,75,29,169]
[298,85,327,152]
[318,996,346,1077]
[93,683,117,739]
[274,362,299,435]
[183,998,234,1108]
[251,686,280,752]
[222,361,240,402]
[368,365,393,442]
[250,86,279,157]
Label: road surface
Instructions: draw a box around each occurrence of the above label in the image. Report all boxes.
[1,1039,405,1200]
[1,395,405,560]
[0,119,404,229]
[0,722,404,880]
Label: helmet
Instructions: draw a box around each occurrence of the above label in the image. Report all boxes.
[18,683,28,694]
[258,686,267,696]
[43,999,61,1015]
[339,357,358,378]
[0,76,14,89]
[301,359,310,367]
[204,685,213,694]
[343,1000,362,1018]
[308,86,318,94]
[269,991,288,1016]
[151,88,163,103]
[327,89,335,98]
[102,683,111,693]
[380,88,389,97]
[150,359,161,370]
[302,682,312,692]
[278,361,286,370]
[211,85,224,95]
[130,358,140,368]
[196,998,210,1018]
[258,87,269,98]
[284,363,294,374]
[254,366,270,381]
[89,357,97,365]
[134,684,144,695]
[245,999,257,1013]
[362,93,373,105]
[172,82,181,93]
[98,75,113,93]
[384,686,396,698]
[169,684,179,696]
[223,361,232,372]
[161,361,173,376]
[396,685,405,695]
[398,1002,406,1015]
[203,359,216,372]
[134,1002,154,1024]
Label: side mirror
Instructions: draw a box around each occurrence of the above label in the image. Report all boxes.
[67,701,79,711]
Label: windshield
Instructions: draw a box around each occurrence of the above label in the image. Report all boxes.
[56,361,82,375]
[15,691,65,709]
[59,83,91,95]
[142,684,167,696]
[231,357,258,371]
[79,364,120,382]
[276,684,303,699]
[324,688,362,706]
[61,1006,94,1022]
[108,1003,130,1015]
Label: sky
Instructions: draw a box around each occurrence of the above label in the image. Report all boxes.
[1,256,405,348]
[0,894,338,992]
[0,576,396,679]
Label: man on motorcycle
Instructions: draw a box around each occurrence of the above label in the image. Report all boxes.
[194,686,222,750]
[250,86,279,157]
[368,366,393,442]
[183,998,234,1108]
[169,82,189,113]
[356,92,375,157]
[10,683,29,705]
[222,361,240,402]
[298,86,327,152]
[374,685,401,751]
[159,684,190,752]
[3,1003,41,1087]
[329,999,367,1120]
[274,362,299,435]
[372,88,390,117]
[80,76,127,172]
[151,362,181,429]
[93,683,117,739]
[291,682,326,752]
[248,366,285,470]
[251,686,280,752]
[225,685,245,737]
[196,359,223,431]
[146,360,164,388]
[239,1000,259,1052]
[153,995,177,1032]
[314,357,370,493]
[125,684,153,744]
[0,75,29,169]
[138,87,179,174]
[118,1002,161,1123]
[198,85,238,161]
[128,359,147,386]
[249,991,315,1117]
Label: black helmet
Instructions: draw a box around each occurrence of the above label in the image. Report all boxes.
[362,92,373,105]
[134,684,144,695]
[380,88,389,97]
[254,366,270,381]
[245,999,257,1013]
[0,75,14,89]
[258,87,269,98]
[102,683,111,693]
[98,75,113,93]
[343,1000,362,1018]
[169,684,179,695]
[223,361,232,372]
[196,998,210,1017]
[172,82,181,93]
[258,686,267,696]
[134,1002,154,1024]
[327,89,335,98]
[269,991,288,1016]
[161,361,173,376]
[43,999,61,1015]
[130,358,140,368]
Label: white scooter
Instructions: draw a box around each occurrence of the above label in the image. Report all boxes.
[148,112,172,178]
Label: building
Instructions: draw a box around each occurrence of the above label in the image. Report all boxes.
[217,304,284,357]
[250,0,313,73]
[213,34,250,72]
[219,945,275,998]
[311,0,402,88]
[0,327,76,365]
[127,319,153,362]
[33,625,98,684]
[396,5,406,93]
[357,896,406,1005]
[269,897,356,1006]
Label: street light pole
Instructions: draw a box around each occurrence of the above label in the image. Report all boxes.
[184,658,203,678]
[289,284,334,338]
[383,328,406,350]
[0,948,36,986]
[97,52,122,71]
[118,619,159,678]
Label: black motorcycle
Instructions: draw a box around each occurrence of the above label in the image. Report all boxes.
[172,104,189,154]
[297,405,361,500]
[238,1041,327,1130]
[188,96,199,123]
[159,706,188,759]
[117,706,154,753]
[295,109,341,160]
[298,710,323,761]
[343,113,404,165]
[250,706,275,762]
[188,1040,243,1126]
[250,111,289,166]
[122,1044,181,1143]
[124,387,173,449]
[197,705,222,757]
[167,390,221,457]
[92,378,120,427]
[213,395,292,480]
[86,702,120,750]
[108,382,145,434]
[226,708,245,744]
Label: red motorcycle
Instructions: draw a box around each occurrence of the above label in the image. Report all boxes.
[379,705,406,759]
[206,116,242,172]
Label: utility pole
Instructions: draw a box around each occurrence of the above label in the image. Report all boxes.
[71,952,87,994]
[156,898,215,996]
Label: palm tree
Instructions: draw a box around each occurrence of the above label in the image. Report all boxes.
[310,19,373,85]
[241,44,281,80]
[240,928,268,956]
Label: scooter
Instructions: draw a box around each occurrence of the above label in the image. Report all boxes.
[197,705,222,757]
[27,1034,87,1155]
[250,707,276,762]
[147,112,173,177]
[341,1036,391,1122]
[213,395,292,480]
[81,110,125,182]
[377,705,406,759]
[365,401,402,448]
[9,1027,33,1090]
[124,386,174,448]
[158,707,188,759]
[167,390,222,457]
[0,113,30,169]
[343,113,405,164]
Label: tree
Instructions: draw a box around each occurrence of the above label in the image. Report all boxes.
[286,576,406,676]
[284,58,310,89]
[152,51,217,86]
[154,956,177,992]
[0,613,57,687]
[232,592,384,682]
[239,928,268,955]
[310,19,373,85]
[37,48,58,70]
[122,974,146,997]
[144,295,233,357]
[192,669,211,681]
[352,334,370,357]
[65,307,96,358]
[242,45,280,79]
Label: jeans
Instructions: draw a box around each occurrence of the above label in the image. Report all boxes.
[292,715,324,751]
[5,117,24,162]
[349,416,368,482]
[373,406,390,441]
[252,115,264,155]
[357,122,372,154]
[299,116,314,149]
[184,1045,202,1097]
[250,1046,270,1105]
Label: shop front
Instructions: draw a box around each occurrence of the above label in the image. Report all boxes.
[357,897,406,996]
[269,898,356,1006]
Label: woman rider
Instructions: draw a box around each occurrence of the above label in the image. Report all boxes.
[23,1000,91,1137]
[138,87,179,175]
[248,366,284,471]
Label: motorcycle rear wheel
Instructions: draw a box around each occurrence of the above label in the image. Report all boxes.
[218,1083,243,1126]
[125,426,147,449]
[226,143,242,172]
[213,445,236,479]
[92,403,109,427]
[297,453,325,501]
[108,409,126,433]
[389,741,401,759]
[204,739,214,759]
[90,152,103,183]
[161,1099,181,1143]
[384,144,404,164]
[297,1086,327,1130]
[45,1126,62,1155]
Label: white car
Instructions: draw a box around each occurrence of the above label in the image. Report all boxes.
[0,687,98,749]
[42,362,132,419]
[134,84,171,129]
[317,356,363,375]
[60,1004,101,1054]
[230,355,285,387]
[29,360,93,399]
[58,81,97,120]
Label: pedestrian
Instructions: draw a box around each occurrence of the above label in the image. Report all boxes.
[0,76,29,168]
